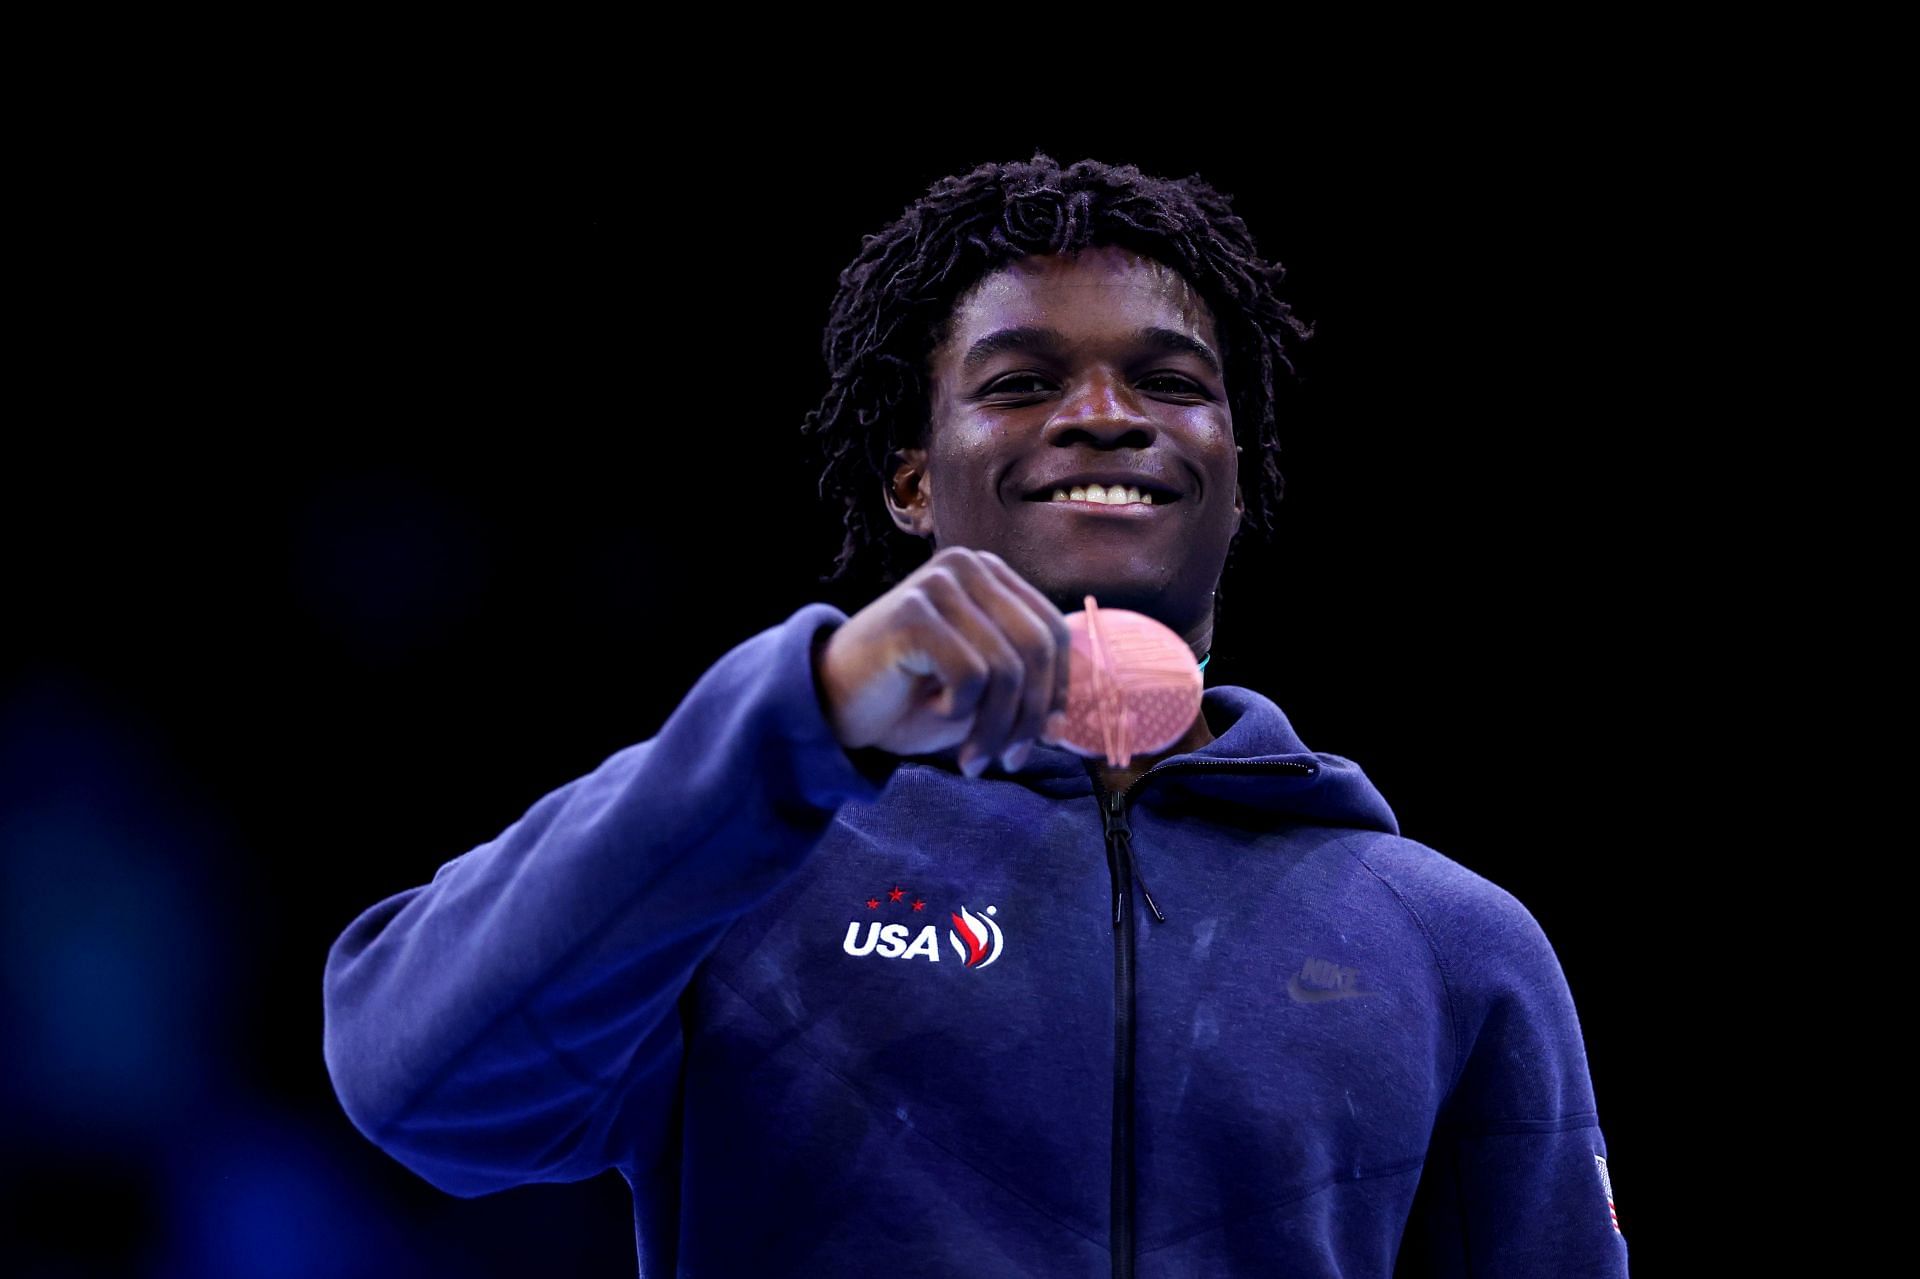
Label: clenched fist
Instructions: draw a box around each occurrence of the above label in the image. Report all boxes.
[811,547,1072,777]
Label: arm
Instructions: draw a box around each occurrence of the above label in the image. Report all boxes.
[1395,881,1630,1278]
[321,602,899,1198]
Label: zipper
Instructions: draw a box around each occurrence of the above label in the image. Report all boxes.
[1100,786,1140,1279]
[1092,757,1318,1279]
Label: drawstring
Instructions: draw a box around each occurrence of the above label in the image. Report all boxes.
[1101,786,1167,924]
[1132,853,1165,923]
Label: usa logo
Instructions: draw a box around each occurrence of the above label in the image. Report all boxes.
[841,885,1004,969]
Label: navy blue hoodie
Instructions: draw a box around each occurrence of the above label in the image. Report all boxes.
[323,602,1629,1277]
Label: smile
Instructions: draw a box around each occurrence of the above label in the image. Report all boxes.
[1033,492,1167,515]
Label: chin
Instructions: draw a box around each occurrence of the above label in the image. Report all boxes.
[1035,570,1178,621]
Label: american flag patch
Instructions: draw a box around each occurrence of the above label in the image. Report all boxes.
[1594,1155,1621,1234]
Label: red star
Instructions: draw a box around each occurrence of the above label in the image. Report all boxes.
[911,899,926,911]
[888,886,906,902]
[865,897,881,909]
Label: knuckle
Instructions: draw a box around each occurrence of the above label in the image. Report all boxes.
[956,652,991,693]
[902,587,938,620]
[940,546,980,571]
[991,631,1025,676]
[1023,636,1054,681]
[945,550,987,582]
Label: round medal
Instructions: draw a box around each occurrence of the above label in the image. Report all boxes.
[1052,595,1204,768]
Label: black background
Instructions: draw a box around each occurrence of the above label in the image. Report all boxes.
[4,79,1779,1275]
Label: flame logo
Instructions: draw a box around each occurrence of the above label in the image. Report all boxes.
[947,905,1003,969]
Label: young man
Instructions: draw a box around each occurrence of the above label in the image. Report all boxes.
[323,154,1629,1277]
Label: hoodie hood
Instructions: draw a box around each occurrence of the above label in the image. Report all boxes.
[907,683,1401,836]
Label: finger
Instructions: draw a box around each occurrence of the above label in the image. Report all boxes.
[951,550,1061,763]
[923,559,1025,776]
[925,564,1029,772]
[897,584,990,726]
[972,552,1072,744]
[1012,560,1072,725]
[973,552,1067,765]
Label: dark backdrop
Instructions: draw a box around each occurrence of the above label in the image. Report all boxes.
[5,97,1728,1276]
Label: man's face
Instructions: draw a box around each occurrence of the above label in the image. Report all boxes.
[890,244,1242,637]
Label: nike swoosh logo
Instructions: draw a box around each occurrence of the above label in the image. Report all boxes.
[1287,975,1377,1003]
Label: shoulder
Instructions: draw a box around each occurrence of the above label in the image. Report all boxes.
[1328,831,1561,982]
[1334,834,1604,1129]
[1329,832,1590,1094]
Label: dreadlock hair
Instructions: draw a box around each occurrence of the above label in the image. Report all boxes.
[801,151,1314,612]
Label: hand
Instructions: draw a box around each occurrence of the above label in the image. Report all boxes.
[813,547,1071,777]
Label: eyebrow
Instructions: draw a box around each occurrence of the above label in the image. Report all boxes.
[960,325,1223,378]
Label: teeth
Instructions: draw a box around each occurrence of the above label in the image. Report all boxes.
[1048,485,1157,506]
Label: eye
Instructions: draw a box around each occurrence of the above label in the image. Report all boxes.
[984,373,1052,396]
[980,371,1210,399]
[1140,372,1207,396]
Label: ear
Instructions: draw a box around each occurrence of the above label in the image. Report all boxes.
[884,447,936,540]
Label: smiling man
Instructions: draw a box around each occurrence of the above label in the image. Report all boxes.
[324,154,1630,1278]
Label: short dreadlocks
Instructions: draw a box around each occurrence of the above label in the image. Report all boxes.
[802,151,1313,597]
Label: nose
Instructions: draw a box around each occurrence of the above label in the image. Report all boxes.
[1042,367,1156,448]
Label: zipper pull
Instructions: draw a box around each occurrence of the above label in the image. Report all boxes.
[1102,792,1127,927]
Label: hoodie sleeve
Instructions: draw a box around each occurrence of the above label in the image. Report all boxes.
[321,601,900,1199]
[1393,870,1631,1278]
